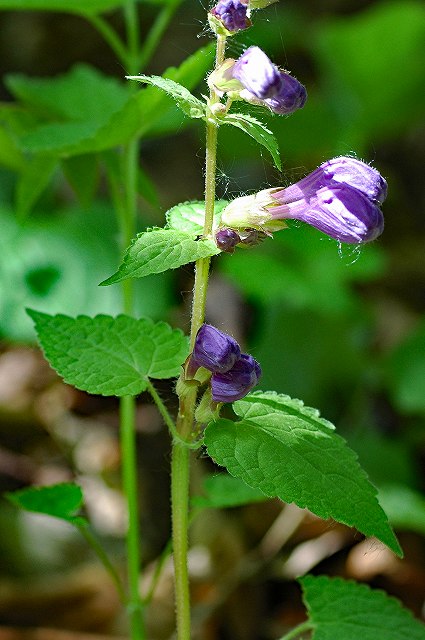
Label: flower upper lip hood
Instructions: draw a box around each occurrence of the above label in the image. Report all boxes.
[219,156,387,244]
[273,156,388,206]
[232,46,284,99]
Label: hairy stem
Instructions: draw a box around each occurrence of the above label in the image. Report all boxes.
[171,33,227,640]
[120,395,145,640]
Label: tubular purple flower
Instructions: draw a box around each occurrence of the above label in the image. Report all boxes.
[211,353,262,403]
[220,156,386,244]
[209,0,250,33]
[271,185,384,243]
[187,324,241,377]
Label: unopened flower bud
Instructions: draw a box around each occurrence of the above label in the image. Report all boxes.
[215,228,241,252]
[211,353,262,403]
[187,324,241,378]
[209,0,251,34]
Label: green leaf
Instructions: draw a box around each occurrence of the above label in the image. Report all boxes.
[62,154,99,207]
[100,229,220,285]
[12,45,214,157]
[27,310,189,396]
[222,112,281,170]
[192,473,268,510]
[127,74,206,119]
[6,64,130,122]
[6,483,86,526]
[15,154,58,218]
[0,0,124,15]
[165,200,228,234]
[299,575,425,640]
[204,391,402,556]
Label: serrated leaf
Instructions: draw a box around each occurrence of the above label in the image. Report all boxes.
[299,575,425,640]
[0,0,124,15]
[100,229,220,285]
[192,473,268,510]
[6,483,86,526]
[222,112,281,170]
[165,200,228,234]
[127,74,206,119]
[27,310,189,396]
[204,391,402,556]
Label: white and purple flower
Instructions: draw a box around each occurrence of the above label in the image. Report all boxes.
[210,46,307,115]
[219,156,387,244]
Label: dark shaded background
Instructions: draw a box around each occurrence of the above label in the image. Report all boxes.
[0,0,424,638]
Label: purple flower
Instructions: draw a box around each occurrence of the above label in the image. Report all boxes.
[210,0,250,33]
[188,324,241,377]
[233,46,283,99]
[275,156,387,206]
[262,72,307,115]
[220,156,386,244]
[188,324,262,403]
[232,46,307,115]
[211,354,262,403]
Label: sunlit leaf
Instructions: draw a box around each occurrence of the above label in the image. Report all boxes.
[127,74,206,119]
[27,310,189,396]
[100,229,220,284]
[205,391,402,556]
[165,200,227,234]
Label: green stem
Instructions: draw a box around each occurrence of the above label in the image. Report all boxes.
[171,34,227,640]
[77,522,127,604]
[139,0,183,71]
[278,621,314,640]
[120,395,145,640]
[86,15,128,66]
[124,0,140,74]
